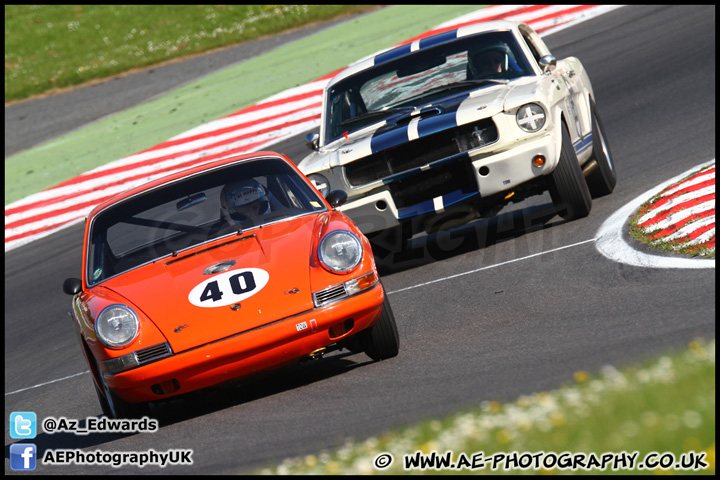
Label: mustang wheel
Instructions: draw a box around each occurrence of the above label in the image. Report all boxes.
[585,100,616,198]
[549,122,592,221]
[359,287,399,361]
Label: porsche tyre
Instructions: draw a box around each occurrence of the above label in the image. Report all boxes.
[584,99,616,198]
[549,122,592,221]
[93,357,149,419]
[359,288,399,361]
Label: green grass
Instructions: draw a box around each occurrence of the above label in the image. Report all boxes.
[251,339,715,475]
[4,4,378,103]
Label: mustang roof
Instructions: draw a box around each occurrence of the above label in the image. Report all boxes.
[328,20,523,87]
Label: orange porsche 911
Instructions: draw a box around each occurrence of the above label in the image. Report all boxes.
[62,152,399,419]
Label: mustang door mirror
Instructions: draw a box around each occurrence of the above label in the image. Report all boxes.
[538,55,556,74]
[305,132,320,150]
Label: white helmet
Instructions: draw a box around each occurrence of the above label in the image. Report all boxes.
[220,179,270,222]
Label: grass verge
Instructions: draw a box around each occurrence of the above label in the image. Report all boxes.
[4,5,378,103]
[252,338,715,475]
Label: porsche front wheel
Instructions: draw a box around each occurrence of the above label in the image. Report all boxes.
[549,122,592,221]
[359,288,400,361]
[93,357,149,419]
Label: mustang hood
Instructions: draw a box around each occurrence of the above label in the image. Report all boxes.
[102,214,319,353]
[324,84,516,167]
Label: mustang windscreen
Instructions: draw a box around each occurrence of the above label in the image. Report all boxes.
[86,158,326,285]
[324,30,533,144]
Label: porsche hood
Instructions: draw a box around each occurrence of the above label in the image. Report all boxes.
[101,214,320,353]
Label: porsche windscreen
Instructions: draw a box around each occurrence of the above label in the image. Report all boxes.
[324,31,533,145]
[86,158,327,285]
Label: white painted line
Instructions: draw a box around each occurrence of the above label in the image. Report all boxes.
[5,370,89,396]
[387,238,595,295]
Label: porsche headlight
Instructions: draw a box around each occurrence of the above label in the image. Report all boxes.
[516,103,546,133]
[95,304,139,348]
[307,173,330,197]
[318,230,362,273]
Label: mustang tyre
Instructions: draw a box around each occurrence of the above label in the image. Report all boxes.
[549,123,592,221]
[584,99,616,198]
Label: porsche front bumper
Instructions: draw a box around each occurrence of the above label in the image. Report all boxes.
[103,283,384,403]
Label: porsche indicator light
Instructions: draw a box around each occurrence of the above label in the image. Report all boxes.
[104,352,140,374]
[345,271,378,296]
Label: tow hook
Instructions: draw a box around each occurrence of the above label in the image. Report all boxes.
[307,347,326,360]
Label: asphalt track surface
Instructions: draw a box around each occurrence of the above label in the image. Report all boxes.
[4,5,715,474]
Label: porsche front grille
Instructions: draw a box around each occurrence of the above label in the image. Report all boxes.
[135,342,173,365]
[312,284,348,307]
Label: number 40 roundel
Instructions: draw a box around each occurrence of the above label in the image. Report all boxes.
[189,268,269,308]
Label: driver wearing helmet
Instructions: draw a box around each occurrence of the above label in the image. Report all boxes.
[467,41,514,79]
[219,179,270,225]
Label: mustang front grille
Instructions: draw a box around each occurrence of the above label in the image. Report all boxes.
[313,284,348,307]
[345,118,497,186]
[390,160,478,209]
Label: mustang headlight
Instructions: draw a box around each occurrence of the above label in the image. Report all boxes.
[307,173,330,197]
[318,230,363,273]
[516,103,546,133]
[95,304,139,348]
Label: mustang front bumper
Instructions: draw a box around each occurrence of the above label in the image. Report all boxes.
[104,283,384,403]
[339,132,558,234]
